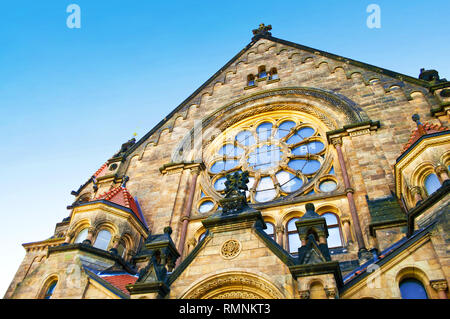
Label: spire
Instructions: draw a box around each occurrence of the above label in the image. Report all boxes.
[252,23,272,40]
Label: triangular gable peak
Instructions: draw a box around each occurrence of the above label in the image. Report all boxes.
[123,27,433,156]
[94,185,146,226]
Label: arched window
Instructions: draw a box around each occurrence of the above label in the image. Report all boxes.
[424,173,441,196]
[322,213,343,248]
[257,66,267,79]
[399,278,428,299]
[263,222,276,240]
[93,229,112,250]
[74,228,88,244]
[247,74,255,86]
[287,218,301,254]
[268,68,278,80]
[43,280,57,299]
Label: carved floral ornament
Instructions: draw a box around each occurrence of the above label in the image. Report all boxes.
[220,239,242,259]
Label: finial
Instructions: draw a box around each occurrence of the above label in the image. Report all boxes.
[133,132,137,138]
[163,226,173,235]
[92,175,98,192]
[412,114,426,136]
[412,114,421,126]
[252,23,272,40]
[121,175,129,188]
[305,203,315,212]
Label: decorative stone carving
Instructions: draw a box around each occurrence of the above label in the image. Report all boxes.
[430,279,448,291]
[183,272,284,299]
[299,290,310,299]
[325,287,337,299]
[220,239,242,260]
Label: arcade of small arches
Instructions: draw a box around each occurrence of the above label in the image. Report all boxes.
[66,219,139,261]
[190,205,349,257]
[403,153,450,208]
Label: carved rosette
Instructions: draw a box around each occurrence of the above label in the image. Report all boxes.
[220,239,242,260]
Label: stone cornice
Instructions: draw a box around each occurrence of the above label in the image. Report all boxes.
[48,243,137,274]
[326,120,381,143]
[159,161,205,175]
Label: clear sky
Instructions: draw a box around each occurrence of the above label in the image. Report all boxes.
[0,1,449,296]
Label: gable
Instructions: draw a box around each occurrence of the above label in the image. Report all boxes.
[124,34,431,159]
[167,227,295,299]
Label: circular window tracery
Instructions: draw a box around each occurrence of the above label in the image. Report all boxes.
[205,112,333,203]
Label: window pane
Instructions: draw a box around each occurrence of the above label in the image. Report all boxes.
[301,160,321,174]
[44,281,57,299]
[327,227,342,248]
[235,130,255,146]
[74,228,88,243]
[275,121,296,139]
[214,177,227,191]
[424,173,441,195]
[93,230,112,250]
[247,145,282,171]
[323,213,338,225]
[319,180,337,192]
[255,189,277,202]
[199,201,214,213]
[400,279,428,299]
[210,160,238,173]
[264,223,274,236]
[287,218,299,231]
[288,233,301,253]
[297,127,315,138]
[199,232,206,242]
[218,144,243,157]
[256,122,273,141]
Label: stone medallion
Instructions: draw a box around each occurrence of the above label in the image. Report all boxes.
[220,239,242,260]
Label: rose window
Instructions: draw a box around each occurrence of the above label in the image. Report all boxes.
[203,112,335,205]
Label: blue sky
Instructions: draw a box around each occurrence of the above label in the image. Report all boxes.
[0,1,449,296]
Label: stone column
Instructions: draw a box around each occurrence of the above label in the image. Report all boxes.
[331,138,367,252]
[435,164,449,184]
[64,230,75,244]
[176,167,201,266]
[341,216,353,245]
[275,224,284,247]
[410,186,423,206]
[430,280,448,299]
[83,227,96,245]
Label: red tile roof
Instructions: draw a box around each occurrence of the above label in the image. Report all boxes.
[402,122,447,152]
[94,186,146,226]
[93,162,109,178]
[101,274,138,295]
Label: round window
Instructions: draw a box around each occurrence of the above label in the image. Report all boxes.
[319,180,337,192]
[198,200,214,213]
[206,112,329,203]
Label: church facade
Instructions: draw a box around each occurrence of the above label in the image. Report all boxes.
[5,24,449,299]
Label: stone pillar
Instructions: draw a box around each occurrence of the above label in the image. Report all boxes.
[430,280,448,299]
[83,227,96,245]
[410,186,423,206]
[64,230,75,244]
[275,224,284,247]
[332,138,367,252]
[176,167,201,266]
[435,164,449,184]
[341,216,353,245]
